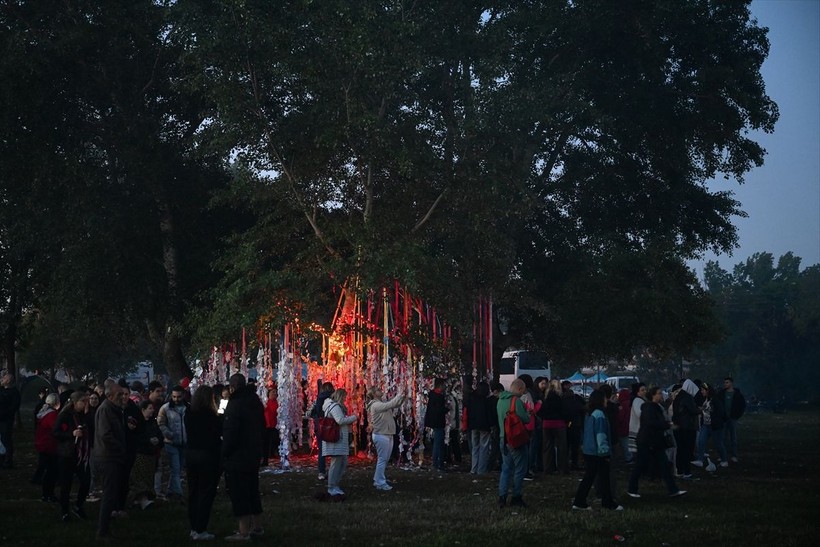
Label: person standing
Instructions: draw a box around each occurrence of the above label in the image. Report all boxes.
[222,374,265,541]
[571,389,623,511]
[94,383,128,539]
[157,385,188,501]
[130,400,163,510]
[718,377,746,463]
[561,381,585,471]
[0,372,22,469]
[311,382,335,480]
[692,383,728,468]
[322,388,358,498]
[366,386,405,490]
[672,379,700,478]
[466,381,494,475]
[262,388,279,467]
[497,379,531,508]
[35,393,61,502]
[538,379,569,474]
[53,390,92,522]
[424,378,447,472]
[627,387,687,499]
[185,385,222,541]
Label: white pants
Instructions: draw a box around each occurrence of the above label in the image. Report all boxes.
[372,433,393,487]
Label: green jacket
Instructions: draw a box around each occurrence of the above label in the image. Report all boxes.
[496,391,530,440]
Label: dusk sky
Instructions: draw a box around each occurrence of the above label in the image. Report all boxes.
[691,0,820,276]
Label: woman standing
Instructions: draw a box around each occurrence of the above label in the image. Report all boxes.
[538,380,568,474]
[466,382,494,475]
[53,390,92,521]
[261,388,279,467]
[185,385,222,541]
[571,389,622,511]
[366,387,405,490]
[322,389,357,498]
[627,387,687,498]
[35,393,60,502]
[130,401,163,510]
[627,383,647,459]
[692,383,727,467]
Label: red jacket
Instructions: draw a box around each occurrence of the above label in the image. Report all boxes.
[35,407,59,454]
[264,399,278,429]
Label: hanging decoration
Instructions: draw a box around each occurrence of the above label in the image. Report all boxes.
[197,282,493,472]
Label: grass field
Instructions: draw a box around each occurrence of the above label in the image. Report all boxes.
[1,409,818,546]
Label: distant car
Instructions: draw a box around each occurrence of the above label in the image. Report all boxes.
[571,385,594,399]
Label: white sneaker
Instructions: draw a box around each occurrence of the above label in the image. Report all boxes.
[612,505,624,511]
[720,461,729,468]
[192,532,215,540]
[375,484,393,491]
[627,492,641,498]
[690,460,703,467]
[730,457,739,463]
[318,473,326,480]
[670,490,687,497]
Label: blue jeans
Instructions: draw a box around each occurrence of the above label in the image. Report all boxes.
[164,444,185,496]
[432,428,445,470]
[724,419,739,458]
[498,441,527,498]
[470,430,491,474]
[696,425,727,462]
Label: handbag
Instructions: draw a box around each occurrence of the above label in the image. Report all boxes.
[318,403,341,442]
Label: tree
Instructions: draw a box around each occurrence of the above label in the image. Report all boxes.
[704,253,820,399]
[1,1,232,381]
[175,1,776,365]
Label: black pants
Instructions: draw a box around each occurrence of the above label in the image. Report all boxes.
[225,468,262,517]
[0,420,14,466]
[59,457,90,514]
[42,453,59,499]
[32,452,49,483]
[573,455,617,509]
[674,429,696,475]
[567,425,582,468]
[187,454,220,533]
[262,428,279,463]
[96,460,123,537]
[628,444,678,495]
[117,453,135,511]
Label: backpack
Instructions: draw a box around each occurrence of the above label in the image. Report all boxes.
[317,403,341,442]
[504,396,529,449]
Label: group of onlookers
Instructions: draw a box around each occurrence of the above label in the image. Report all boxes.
[10,373,269,541]
[484,374,746,511]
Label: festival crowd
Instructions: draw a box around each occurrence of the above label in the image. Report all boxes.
[0,369,747,540]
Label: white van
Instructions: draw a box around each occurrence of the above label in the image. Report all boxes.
[499,350,552,390]
[605,375,640,392]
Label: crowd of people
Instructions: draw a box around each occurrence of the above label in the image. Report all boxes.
[0,368,749,540]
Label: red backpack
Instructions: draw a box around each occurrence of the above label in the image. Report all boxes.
[504,396,530,448]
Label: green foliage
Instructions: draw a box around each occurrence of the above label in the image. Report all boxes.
[704,252,820,398]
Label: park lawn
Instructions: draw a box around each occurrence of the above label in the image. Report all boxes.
[1,409,817,546]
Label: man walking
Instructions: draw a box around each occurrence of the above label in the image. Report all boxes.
[424,378,447,472]
[157,385,188,500]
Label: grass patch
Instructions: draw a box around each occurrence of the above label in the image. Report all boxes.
[1,410,818,545]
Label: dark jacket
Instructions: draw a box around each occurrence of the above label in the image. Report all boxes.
[718,388,746,420]
[672,382,700,431]
[134,414,163,456]
[636,401,670,451]
[537,391,567,421]
[424,388,447,429]
[185,407,222,466]
[0,385,21,423]
[465,392,495,431]
[54,408,91,461]
[562,391,585,430]
[93,399,127,464]
[221,386,265,472]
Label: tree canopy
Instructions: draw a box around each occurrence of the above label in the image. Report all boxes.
[1,0,779,379]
